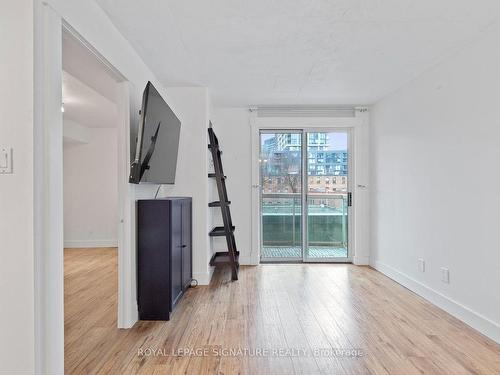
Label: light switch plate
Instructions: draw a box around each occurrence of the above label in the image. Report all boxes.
[0,147,13,174]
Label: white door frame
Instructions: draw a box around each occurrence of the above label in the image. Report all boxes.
[250,111,370,266]
[62,20,136,329]
[34,4,134,374]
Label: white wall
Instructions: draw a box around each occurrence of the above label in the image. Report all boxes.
[160,87,213,284]
[63,126,118,248]
[63,118,90,144]
[370,24,500,343]
[211,108,253,264]
[0,1,35,374]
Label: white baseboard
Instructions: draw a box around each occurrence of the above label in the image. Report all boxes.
[64,239,118,248]
[239,255,259,266]
[193,267,215,285]
[118,301,138,329]
[371,259,500,344]
[353,255,370,265]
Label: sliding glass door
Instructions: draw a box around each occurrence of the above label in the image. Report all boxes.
[260,130,351,262]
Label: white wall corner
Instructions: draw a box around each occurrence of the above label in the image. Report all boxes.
[239,256,259,266]
[355,106,370,115]
[354,107,371,266]
[193,266,215,286]
[249,110,261,264]
[34,4,65,375]
[63,118,90,144]
[353,256,370,266]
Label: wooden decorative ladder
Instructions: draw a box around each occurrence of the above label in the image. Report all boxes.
[207,124,239,280]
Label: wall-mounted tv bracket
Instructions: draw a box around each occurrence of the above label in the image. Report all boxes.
[129,121,161,183]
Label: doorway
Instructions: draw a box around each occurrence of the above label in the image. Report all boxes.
[259,129,352,263]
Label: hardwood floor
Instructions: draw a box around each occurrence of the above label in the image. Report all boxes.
[64,248,500,374]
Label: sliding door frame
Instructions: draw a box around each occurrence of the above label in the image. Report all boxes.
[250,112,370,266]
[257,128,353,263]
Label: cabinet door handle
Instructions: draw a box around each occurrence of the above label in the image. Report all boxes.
[181,245,187,248]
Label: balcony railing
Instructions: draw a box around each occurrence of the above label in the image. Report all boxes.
[261,193,348,250]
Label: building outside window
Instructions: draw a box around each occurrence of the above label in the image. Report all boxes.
[261,135,348,194]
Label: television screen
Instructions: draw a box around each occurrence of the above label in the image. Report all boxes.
[129,81,181,184]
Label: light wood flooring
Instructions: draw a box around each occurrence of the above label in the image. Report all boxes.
[64,248,500,374]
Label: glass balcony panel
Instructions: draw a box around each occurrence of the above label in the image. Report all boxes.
[306,195,348,259]
[261,196,302,259]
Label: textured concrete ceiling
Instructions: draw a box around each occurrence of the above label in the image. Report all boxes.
[96,0,500,106]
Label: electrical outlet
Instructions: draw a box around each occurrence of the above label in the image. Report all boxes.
[441,267,450,283]
[0,147,13,174]
[418,258,425,273]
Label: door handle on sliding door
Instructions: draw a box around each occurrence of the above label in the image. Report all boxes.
[347,192,352,207]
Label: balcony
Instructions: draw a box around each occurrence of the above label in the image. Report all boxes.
[261,193,348,260]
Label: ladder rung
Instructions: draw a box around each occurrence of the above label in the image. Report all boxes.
[209,201,231,207]
[209,226,235,236]
[208,173,226,179]
[209,251,240,266]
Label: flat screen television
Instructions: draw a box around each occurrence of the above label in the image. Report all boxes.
[129,81,181,184]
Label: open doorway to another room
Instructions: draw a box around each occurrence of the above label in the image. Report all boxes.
[61,29,123,372]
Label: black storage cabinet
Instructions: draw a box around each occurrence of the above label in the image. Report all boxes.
[137,197,192,320]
